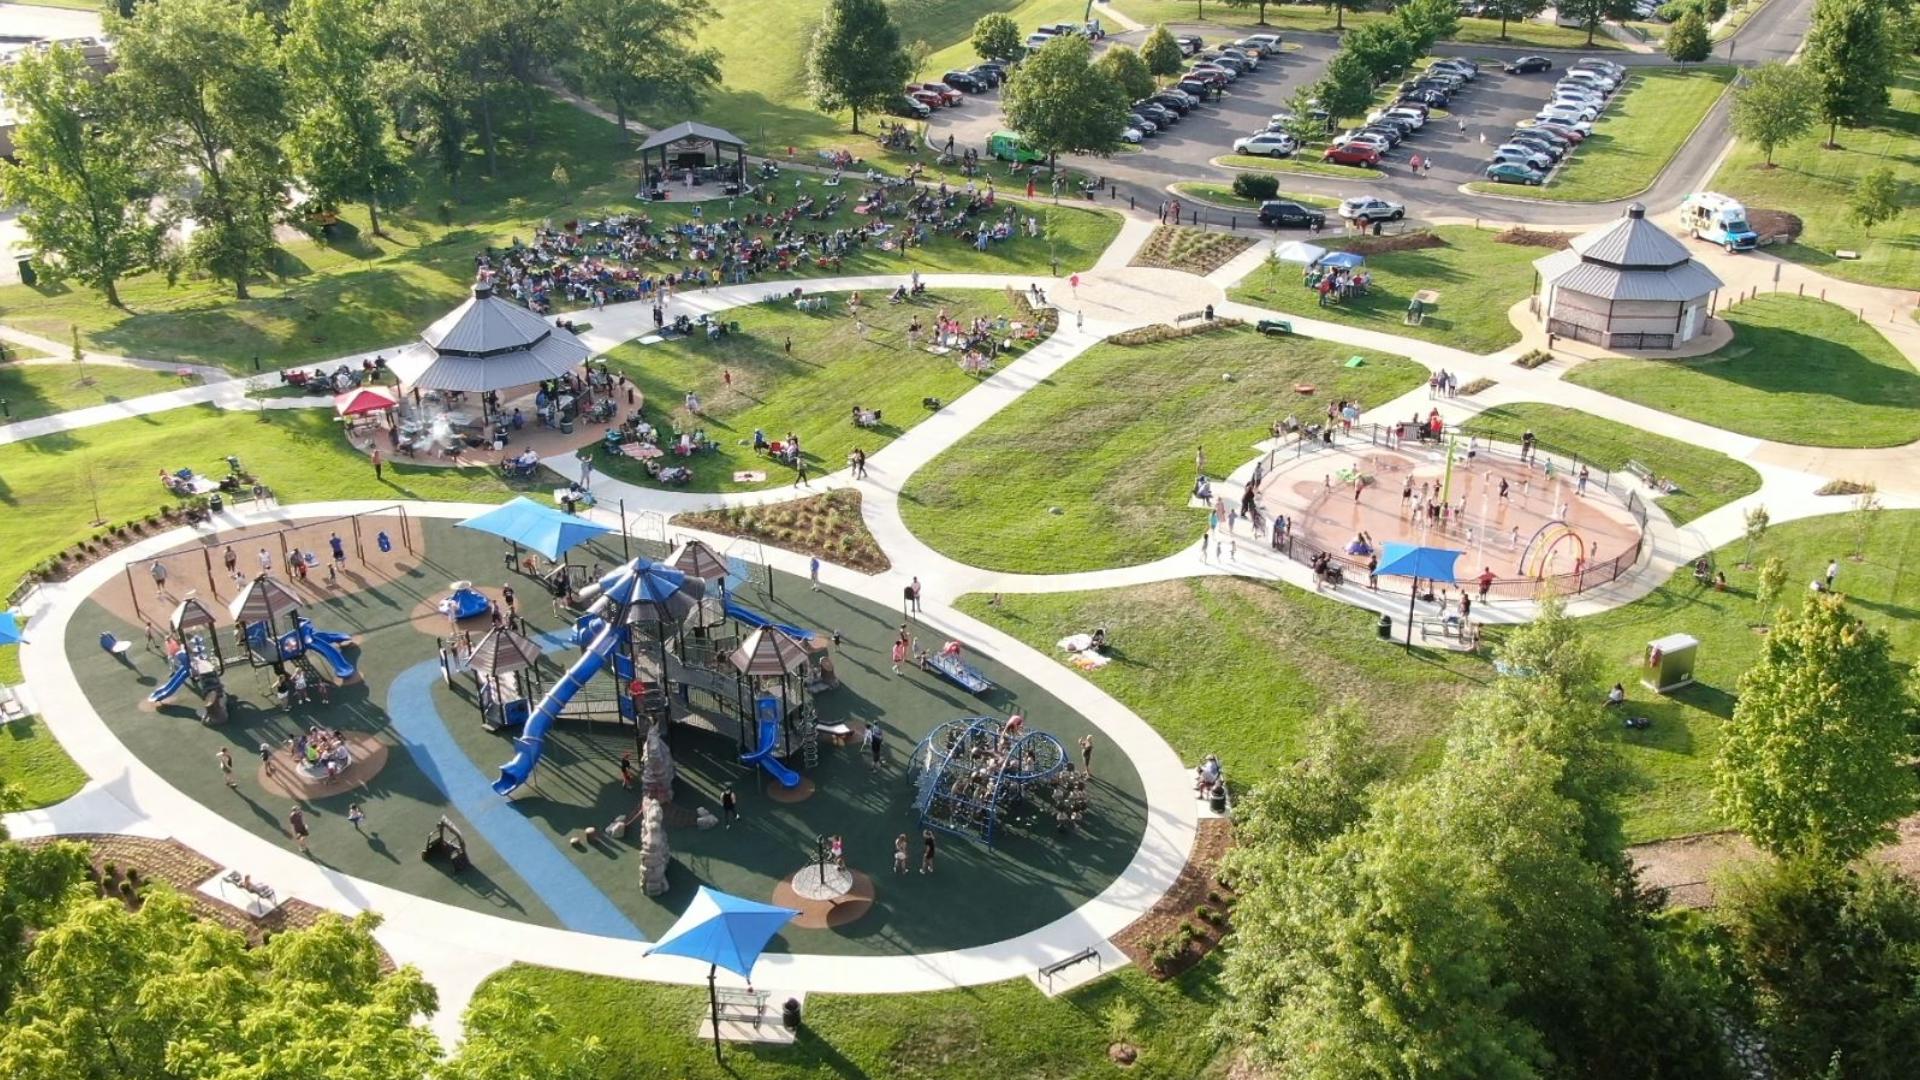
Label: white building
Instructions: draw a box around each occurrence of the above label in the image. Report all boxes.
[1533,204,1723,350]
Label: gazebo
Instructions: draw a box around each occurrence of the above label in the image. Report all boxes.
[637,121,749,197]
[1532,204,1723,350]
[389,284,590,400]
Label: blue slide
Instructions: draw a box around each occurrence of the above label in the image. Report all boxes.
[722,599,815,642]
[493,620,624,796]
[742,717,801,789]
[298,621,357,681]
[149,653,191,703]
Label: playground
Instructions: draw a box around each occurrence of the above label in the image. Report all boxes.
[63,508,1148,956]
[1259,433,1648,599]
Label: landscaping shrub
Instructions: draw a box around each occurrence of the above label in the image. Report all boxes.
[1514,348,1555,369]
[1231,172,1281,202]
[1494,226,1575,249]
[1108,318,1244,346]
[1335,230,1446,256]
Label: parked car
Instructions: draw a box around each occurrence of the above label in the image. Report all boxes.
[1233,37,1274,56]
[891,95,931,119]
[1127,112,1159,136]
[1534,119,1592,141]
[1554,83,1607,103]
[1537,104,1596,125]
[1562,69,1618,91]
[943,70,984,93]
[1358,124,1405,147]
[1219,47,1260,69]
[1234,132,1297,157]
[969,65,1004,88]
[1152,92,1193,114]
[1176,34,1205,55]
[1371,115,1419,135]
[1504,55,1553,74]
[1023,32,1054,50]
[1244,32,1281,50]
[1369,106,1424,129]
[1334,130,1392,153]
[1189,65,1234,85]
[1577,57,1627,77]
[1484,161,1547,186]
[1339,196,1406,223]
[1260,200,1327,228]
[1492,144,1554,171]
[1119,126,1144,144]
[1323,143,1383,167]
[1430,58,1478,79]
[1176,77,1218,99]
[1505,132,1565,160]
[1200,52,1252,74]
[907,88,948,110]
[1399,88,1449,108]
[1135,101,1177,126]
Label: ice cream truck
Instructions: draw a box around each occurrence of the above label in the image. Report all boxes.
[1678,192,1759,252]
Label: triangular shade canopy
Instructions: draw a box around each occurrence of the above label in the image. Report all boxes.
[729,626,809,676]
[0,610,26,647]
[229,576,302,624]
[333,386,399,416]
[1377,543,1464,584]
[170,597,219,632]
[627,559,706,608]
[457,498,612,561]
[388,285,591,393]
[465,627,543,676]
[646,886,797,979]
[669,539,730,582]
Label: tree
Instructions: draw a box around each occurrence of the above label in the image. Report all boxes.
[1731,61,1819,165]
[1849,484,1884,554]
[906,38,933,77]
[1805,0,1894,147]
[565,0,722,143]
[972,12,1021,61]
[806,0,913,134]
[1094,45,1155,102]
[1141,24,1185,81]
[1667,10,1713,60]
[1317,51,1379,128]
[1742,503,1770,566]
[1229,705,1384,858]
[0,42,161,307]
[1482,0,1549,38]
[1343,21,1419,83]
[1849,167,1904,232]
[379,0,484,189]
[111,0,289,299]
[440,981,608,1080]
[1324,0,1375,31]
[1395,0,1463,47]
[1713,592,1917,861]
[1276,85,1329,146]
[1000,35,1130,169]
[1718,857,1920,1080]
[0,808,92,1012]
[0,890,441,1079]
[1220,0,1276,25]
[1755,554,1788,610]
[1558,0,1640,44]
[283,0,413,239]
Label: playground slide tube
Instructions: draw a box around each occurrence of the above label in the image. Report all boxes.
[722,599,815,642]
[148,656,191,703]
[493,621,625,796]
[300,627,358,681]
[741,717,801,788]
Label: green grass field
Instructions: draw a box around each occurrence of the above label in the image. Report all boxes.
[1170,183,1339,211]
[1228,226,1541,355]
[593,288,1041,492]
[467,954,1234,1079]
[1460,403,1763,526]
[1710,64,1920,290]
[0,716,86,810]
[1564,295,1920,448]
[0,362,185,425]
[1466,67,1736,203]
[900,325,1425,574]
[1107,1,1623,49]
[0,96,1117,375]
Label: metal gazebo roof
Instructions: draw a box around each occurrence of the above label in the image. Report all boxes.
[729,626,810,676]
[387,285,592,393]
[638,121,747,152]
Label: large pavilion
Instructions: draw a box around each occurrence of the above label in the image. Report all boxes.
[1532,204,1723,351]
[637,121,749,197]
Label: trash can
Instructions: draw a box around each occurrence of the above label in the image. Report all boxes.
[782,997,802,1031]
[17,258,35,287]
[1376,613,1392,639]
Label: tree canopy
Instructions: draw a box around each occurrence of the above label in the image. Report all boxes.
[1805,0,1895,145]
[1094,45,1156,103]
[1000,35,1130,168]
[1141,24,1185,80]
[971,12,1021,61]
[284,0,413,237]
[806,0,913,133]
[563,0,721,142]
[1666,10,1713,61]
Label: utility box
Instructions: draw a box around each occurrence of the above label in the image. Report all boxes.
[1642,633,1698,694]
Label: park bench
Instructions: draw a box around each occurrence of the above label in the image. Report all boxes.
[1623,460,1654,487]
[714,986,771,1027]
[1037,947,1102,992]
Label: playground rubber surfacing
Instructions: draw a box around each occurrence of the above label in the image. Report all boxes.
[50,505,1158,961]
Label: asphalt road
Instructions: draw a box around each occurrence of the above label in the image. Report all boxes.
[925,0,1819,228]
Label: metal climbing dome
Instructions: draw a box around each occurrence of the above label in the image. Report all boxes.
[908,717,1068,847]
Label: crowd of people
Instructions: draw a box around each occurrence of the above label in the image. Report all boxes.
[286,724,353,781]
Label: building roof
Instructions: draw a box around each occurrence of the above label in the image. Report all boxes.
[1535,248,1724,302]
[1567,203,1693,269]
[388,285,591,392]
[638,121,747,152]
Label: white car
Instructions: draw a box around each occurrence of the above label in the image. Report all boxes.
[1576,57,1627,78]
[1333,131,1392,153]
[1338,196,1406,223]
[1429,59,1478,80]
[1493,144,1554,171]
[1554,84,1607,103]
[1120,126,1144,144]
[1234,132,1297,157]
[1561,70,1618,92]
[1551,94,1603,115]
[1381,106,1426,128]
[1246,32,1281,49]
[1538,104,1597,124]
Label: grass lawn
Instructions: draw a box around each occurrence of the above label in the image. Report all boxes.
[0,405,530,594]
[1582,511,1920,841]
[1460,403,1762,526]
[0,715,87,811]
[900,325,1425,574]
[0,362,185,425]
[1228,226,1542,354]
[1216,154,1383,183]
[0,95,1118,375]
[593,288,1040,492]
[1466,67,1736,203]
[1709,63,1920,290]
[1171,182,1339,211]
[957,579,1488,781]
[1107,2,1621,49]
[467,954,1235,1079]
[1564,295,1920,447]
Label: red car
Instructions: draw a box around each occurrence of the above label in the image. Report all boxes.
[1322,144,1382,167]
[912,82,962,106]
[907,88,946,110]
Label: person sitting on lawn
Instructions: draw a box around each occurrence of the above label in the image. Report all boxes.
[1605,682,1627,708]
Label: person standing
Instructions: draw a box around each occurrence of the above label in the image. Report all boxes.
[149,559,168,598]
[793,458,810,487]
[909,576,922,613]
[1826,558,1839,590]
[258,547,273,574]
[328,532,346,569]
[347,802,366,831]
[223,546,238,579]
[891,637,906,673]
[810,555,821,591]
[287,806,311,854]
[217,746,237,789]
[578,452,593,486]
[893,834,909,874]
[721,787,738,828]
[868,724,884,768]
[371,448,383,481]
[1079,733,1095,776]
[619,752,635,790]
[1368,554,1379,590]
[920,829,937,875]
[258,741,276,777]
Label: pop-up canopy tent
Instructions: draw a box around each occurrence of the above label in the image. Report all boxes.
[1319,251,1366,270]
[1377,542,1464,649]
[1272,239,1327,265]
[333,386,400,417]
[457,497,612,561]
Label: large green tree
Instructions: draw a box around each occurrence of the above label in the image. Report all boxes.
[1666,9,1713,60]
[565,0,722,142]
[1094,44,1156,102]
[806,0,913,133]
[971,12,1021,61]
[1000,35,1129,170]
[1805,0,1894,146]
[1731,61,1819,165]
[283,0,413,238]
[110,0,289,299]
[0,808,92,1012]
[1316,50,1378,126]
[1395,0,1463,46]
[1850,165,1905,231]
[1714,592,1917,861]
[439,980,609,1079]
[1141,24,1185,81]
[1719,856,1920,1080]
[378,0,483,188]
[1343,21,1419,82]
[0,41,162,306]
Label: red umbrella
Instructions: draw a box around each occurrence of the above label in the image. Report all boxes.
[333,386,400,417]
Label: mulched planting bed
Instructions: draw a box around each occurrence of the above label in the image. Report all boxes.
[1113,817,1234,979]
[1130,226,1254,276]
[675,488,890,573]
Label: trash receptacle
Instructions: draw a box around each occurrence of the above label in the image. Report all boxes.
[17,259,36,287]
[1377,613,1392,639]
[782,997,802,1031]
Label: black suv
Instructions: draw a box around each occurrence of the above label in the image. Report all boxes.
[1134,101,1177,126]
[1260,200,1328,229]
[943,70,984,93]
